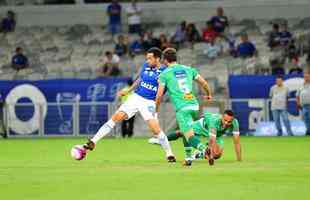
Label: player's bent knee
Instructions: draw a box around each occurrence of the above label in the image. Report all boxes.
[184,131,194,139]
[175,130,182,137]
[112,111,128,122]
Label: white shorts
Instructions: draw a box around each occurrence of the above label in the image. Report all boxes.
[117,93,157,121]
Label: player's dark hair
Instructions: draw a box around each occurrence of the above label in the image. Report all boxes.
[163,48,177,63]
[147,47,162,59]
[224,109,234,117]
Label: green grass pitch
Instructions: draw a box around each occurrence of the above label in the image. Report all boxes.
[0,137,310,200]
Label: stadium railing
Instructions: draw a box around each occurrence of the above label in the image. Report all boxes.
[1,98,301,137]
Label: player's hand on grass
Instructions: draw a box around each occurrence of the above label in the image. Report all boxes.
[208,158,214,166]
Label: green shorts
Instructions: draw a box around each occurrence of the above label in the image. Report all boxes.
[215,137,224,148]
[195,134,224,149]
[176,109,199,133]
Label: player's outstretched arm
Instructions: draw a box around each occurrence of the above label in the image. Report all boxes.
[195,75,212,100]
[155,83,165,113]
[233,134,242,161]
[117,78,141,97]
[208,129,217,163]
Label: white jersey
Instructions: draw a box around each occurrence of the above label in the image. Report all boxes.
[126,5,142,25]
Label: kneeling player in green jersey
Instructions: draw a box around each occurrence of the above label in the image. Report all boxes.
[149,110,242,163]
[155,48,213,166]
[191,110,241,161]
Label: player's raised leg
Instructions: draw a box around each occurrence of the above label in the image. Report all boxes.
[83,111,128,150]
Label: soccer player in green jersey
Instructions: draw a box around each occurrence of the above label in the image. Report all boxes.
[155,48,213,166]
[192,110,242,161]
[149,110,242,163]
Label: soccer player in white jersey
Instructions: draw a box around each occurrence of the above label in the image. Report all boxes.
[83,47,176,162]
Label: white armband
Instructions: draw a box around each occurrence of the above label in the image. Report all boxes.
[210,133,216,138]
[233,131,240,135]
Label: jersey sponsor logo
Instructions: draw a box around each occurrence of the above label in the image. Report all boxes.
[183,93,194,100]
[140,81,158,91]
[147,105,155,114]
[174,70,187,78]
[143,69,160,78]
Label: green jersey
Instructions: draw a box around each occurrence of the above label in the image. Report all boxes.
[192,112,240,138]
[159,63,199,111]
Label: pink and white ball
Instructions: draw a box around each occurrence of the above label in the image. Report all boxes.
[71,145,87,160]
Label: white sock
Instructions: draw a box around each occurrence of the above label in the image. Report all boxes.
[91,119,116,144]
[157,131,173,157]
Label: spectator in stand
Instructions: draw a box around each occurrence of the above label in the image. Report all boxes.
[140,32,161,51]
[0,10,16,33]
[270,61,285,76]
[126,0,142,35]
[11,47,29,71]
[269,76,293,136]
[203,38,222,60]
[210,7,229,35]
[236,34,257,58]
[279,23,292,47]
[141,32,152,52]
[289,57,303,75]
[268,23,282,50]
[129,36,143,56]
[107,0,122,38]
[185,23,201,47]
[149,32,161,49]
[97,51,121,77]
[202,21,218,43]
[159,33,171,51]
[296,70,310,136]
[285,39,299,63]
[114,34,128,57]
[170,21,187,49]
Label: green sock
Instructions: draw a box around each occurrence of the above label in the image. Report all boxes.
[182,136,192,159]
[167,130,181,141]
[188,136,206,152]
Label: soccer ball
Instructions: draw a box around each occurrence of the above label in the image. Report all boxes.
[70,145,87,160]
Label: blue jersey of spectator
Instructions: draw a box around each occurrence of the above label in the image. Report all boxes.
[237,42,256,58]
[11,47,28,70]
[1,18,15,32]
[237,34,256,58]
[1,11,16,32]
[12,54,28,66]
[107,1,122,25]
[280,31,292,46]
[210,8,228,33]
[130,40,143,55]
[107,1,122,35]
[210,16,228,33]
